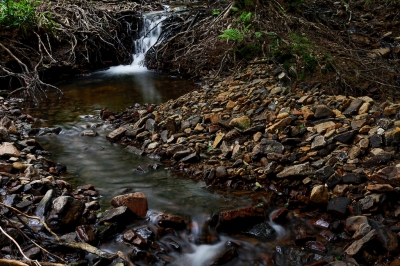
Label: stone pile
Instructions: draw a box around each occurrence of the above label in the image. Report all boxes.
[103,64,400,265]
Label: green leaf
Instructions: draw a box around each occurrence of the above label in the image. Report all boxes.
[255,182,262,188]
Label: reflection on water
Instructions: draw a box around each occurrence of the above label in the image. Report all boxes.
[24,70,197,126]
[21,71,254,215]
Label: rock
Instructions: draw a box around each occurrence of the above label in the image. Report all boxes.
[147,142,158,149]
[370,134,383,148]
[311,135,326,149]
[216,166,228,178]
[76,225,96,244]
[145,119,157,134]
[98,206,132,224]
[0,162,13,172]
[385,127,400,146]
[327,197,351,218]
[351,119,366,130]
[111,192,148,218]
[314,105,335,118]
[47,196,85,231]
[106,127,126,141]
[152,213,186,230]
[368,166,400,186]
[314,121,336,134]
[210,242,238,265]
[34,189,54,222]
[172,149,192,161]
[216,206,265,233]
[366,184,393,192]
[344,229,377,256]
[270,207,288,224]
[276,162,315,178]
[343,173,362,184]
[267,117,292,133]
[180,152,199,163]
[301,106,315,120]
[213,132,225,148]
[310,185,329,205]
[0,142,20,157]
[126,145,144,156]
[316,166,334,181]
[81,130,97,137]
[343,99,364,116]
[194,123,204,131]
[333,130,355,144]
[346,216,369,232]
[242,222,276,239]
[229,116,251,130]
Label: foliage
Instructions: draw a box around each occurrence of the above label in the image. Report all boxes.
[219,24,251,42]
[212,9,220,15]
[269,33,318,78]
[0,0,56,34]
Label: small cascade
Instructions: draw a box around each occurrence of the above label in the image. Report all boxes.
[105,13,167,74]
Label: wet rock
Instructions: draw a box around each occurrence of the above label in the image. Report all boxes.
[314,105,335,118]
[76,225,96,244]
[276,162,315,178]
[327,197,351,218]
[35,189,54,222]
[180,152,199,163]
[229,116,251,130]
[310,185,329,205]
[0,142,20,157]
[153,213,186,230]
[47,196,85,231]
[172,149,192,161]
[306,241,327,253]
[216,206,265,233]
[126,145,144,156]
[344,229,377,256]
[270,207,288,224]
[82,130,97,137]
[106,126,126,141]
[242,222,276,239]
[210,242,238,265]
[111,192,148,218]
[98,206,132,224]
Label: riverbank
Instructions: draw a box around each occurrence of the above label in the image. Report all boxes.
[104,61,400,265]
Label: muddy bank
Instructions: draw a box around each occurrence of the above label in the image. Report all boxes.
[103,62,400,265]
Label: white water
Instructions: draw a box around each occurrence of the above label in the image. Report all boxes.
[105,14,167,74]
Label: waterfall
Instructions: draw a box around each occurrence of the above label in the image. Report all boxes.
[104,14,167,74]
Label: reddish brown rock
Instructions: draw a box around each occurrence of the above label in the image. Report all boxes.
[216,206,265,233]
[270,207,288,224]
[111,192,148,218]
[368,166,400,186]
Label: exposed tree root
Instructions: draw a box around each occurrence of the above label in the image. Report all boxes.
[0,0,141,100]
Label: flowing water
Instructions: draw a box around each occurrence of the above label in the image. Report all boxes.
[19,12,330,266]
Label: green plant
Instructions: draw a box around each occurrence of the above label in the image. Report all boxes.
[219,24,251,42]
[212,9,220,15]
[231,6,239,12]
[0,0,57,34]
[255,32,262,38]
[239,11,252,23]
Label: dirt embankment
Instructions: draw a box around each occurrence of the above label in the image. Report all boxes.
[146,0,400,99]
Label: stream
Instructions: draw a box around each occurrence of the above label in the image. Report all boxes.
[18,11,335,266]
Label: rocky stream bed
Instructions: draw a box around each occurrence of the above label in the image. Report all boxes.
[1,62,400,266]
